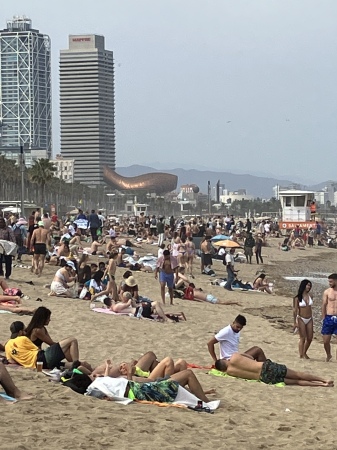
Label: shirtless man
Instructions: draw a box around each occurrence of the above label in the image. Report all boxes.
[215,353,333,387]
[30,221,51,277]
[191,288,241,306]
[200,236,213,274]
[155,250,179,304]
[321,273,337,361]
[90,351,187,380]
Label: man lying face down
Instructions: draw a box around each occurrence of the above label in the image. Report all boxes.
[215,353,333,387]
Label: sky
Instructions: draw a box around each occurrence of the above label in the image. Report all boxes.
[3,0,337,184]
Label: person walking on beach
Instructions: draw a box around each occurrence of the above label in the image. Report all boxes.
[215,353,333,387]
[321,273,337,361]
[244,232,255,264]
[30,221,51,277]
[155,250,179,305]
[255,234,264,264]
[224,248,236,291]
[88,210,100,242]
[293,279,313,359]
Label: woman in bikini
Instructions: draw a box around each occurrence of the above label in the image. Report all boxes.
[185,237,195,278]
[252,274,272,294]
[293,279,313,359]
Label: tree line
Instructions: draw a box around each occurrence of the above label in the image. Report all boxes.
[0,156,107,214]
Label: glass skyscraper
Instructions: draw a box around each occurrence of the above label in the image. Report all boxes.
[0,16,52,166]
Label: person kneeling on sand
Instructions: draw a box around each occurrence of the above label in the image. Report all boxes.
[5,321,85,370]
[48,261,78,298]
[0,361,33,403]
[215,353,333,387]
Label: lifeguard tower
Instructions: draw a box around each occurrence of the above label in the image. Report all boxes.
[279,190,317,233]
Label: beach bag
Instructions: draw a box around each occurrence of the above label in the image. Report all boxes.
[184,285,194,300]
[203,267,215,276]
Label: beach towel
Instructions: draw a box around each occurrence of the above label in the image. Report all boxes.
[92,307,132,316]
[208,369,285,386]
[0,392,16,402]
[187,363,213,370]
[0,310,14,314]
[86,377,220,410]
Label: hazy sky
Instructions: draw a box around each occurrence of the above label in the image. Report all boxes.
[3,1,337,184]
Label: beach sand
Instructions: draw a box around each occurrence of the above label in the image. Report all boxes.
[0,239,336,449]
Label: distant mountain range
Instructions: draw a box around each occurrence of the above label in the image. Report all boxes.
[115,165,337,199]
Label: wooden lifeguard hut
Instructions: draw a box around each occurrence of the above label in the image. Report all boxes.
[278,189,317,234]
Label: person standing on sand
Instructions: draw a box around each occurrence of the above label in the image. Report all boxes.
[0,217,16,280]
[30,221,51,277]
[215,353,333,387]
[155,250,179,305]
[293,279,313,359]
[321,273,337,361]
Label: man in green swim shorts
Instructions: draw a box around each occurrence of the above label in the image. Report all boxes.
[215,353,334,387]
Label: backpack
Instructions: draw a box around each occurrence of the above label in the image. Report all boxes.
[13,225,22,237]
[151,218,157,226]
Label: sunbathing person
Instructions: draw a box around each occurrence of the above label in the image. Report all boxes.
[0,279,34,315]
[90,352,187,379]
[0,277,22,304]
[252,274,272,294]
[186,284,241,306]
[215,353,333,387]
[6,321,83,370]
[111,292,174,322]
[0,361,33,402]
[48,261,77,298]
[89,361,218,406]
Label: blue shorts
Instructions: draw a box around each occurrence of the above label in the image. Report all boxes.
[159,271,174,288]
[321,315,337,335]
[206,294,218,304]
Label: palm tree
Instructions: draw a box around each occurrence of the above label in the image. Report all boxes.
[28,159,57,205]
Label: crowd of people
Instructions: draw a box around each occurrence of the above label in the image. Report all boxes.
[0,209,335,406]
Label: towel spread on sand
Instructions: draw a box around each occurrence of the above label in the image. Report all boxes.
[0,392,16,402]
[92,308,132,316]
[0,310,14,314]
[208,369,285,387]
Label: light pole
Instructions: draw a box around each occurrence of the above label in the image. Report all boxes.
[20,145,25,219]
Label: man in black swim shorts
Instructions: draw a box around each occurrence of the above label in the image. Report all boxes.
[215,352,334,387]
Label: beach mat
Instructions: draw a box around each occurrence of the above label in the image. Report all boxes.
[92,308,131,316]
[208,369,285,386]
[0,310,14,314]
[0,392,16,402]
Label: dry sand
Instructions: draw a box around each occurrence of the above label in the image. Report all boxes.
[0,239,336,450]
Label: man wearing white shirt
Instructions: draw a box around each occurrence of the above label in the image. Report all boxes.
[207,315,266,363]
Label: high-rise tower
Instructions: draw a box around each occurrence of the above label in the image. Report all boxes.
[60,34,115,185]
[0,16,52,166]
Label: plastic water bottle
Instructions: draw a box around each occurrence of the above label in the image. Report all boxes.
[136,306,143,319]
